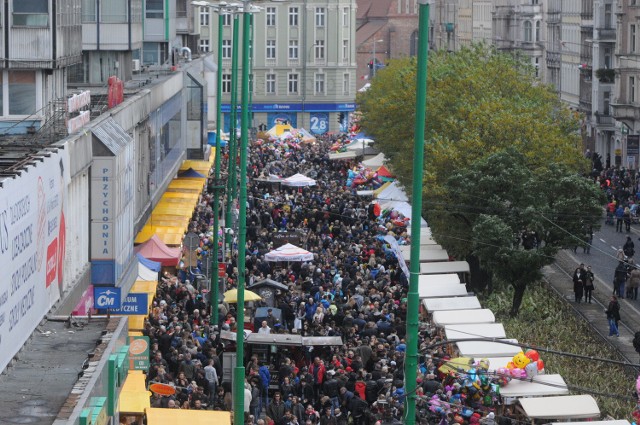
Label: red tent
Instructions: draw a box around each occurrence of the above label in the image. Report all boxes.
[134,234,181,267]
[376,166,395,178]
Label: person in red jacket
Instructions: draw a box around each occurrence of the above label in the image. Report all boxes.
[309,357,326,400]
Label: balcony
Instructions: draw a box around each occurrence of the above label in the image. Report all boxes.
[611,102,640,122]
[547,11,560,24]
[594,112,615,127]
[596,27,616,41]
[546,51,560,68]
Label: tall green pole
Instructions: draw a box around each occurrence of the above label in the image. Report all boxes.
[404,3,429,425]
[211,9,225,327]
[233,5,252,425]
[226,13,240,255]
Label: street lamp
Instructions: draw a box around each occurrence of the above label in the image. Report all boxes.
[372,38,384,77]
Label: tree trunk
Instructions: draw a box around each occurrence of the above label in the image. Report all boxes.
[510,283,527,317]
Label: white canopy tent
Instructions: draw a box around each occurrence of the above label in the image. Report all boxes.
[421,296,481,312]
[400,245,450,263]
[362,153,387,168]
[419,283,468,299]
[265,243,314,262]
[499,374,569,400]
[444,323,506,340]
[482,357,514,372]
[138,261,159,281]
[420,261,471,275]
[518,395,600,420]
[455,339,521,357]
[375,181,408,202]
[281,173,316,187]
[432,309,495,326]
[419,274,460,285]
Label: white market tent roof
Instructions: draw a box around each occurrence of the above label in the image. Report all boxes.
[499,374,569,399]
[419,274,461,285]
[444,323,506,340]
[482,357,514,371]
[519,395,600,419]
[432,309,495,326]
[138,261,158,281]
[420,261,471,275]
[400,245,450,262]
[407,226,432,237]
[264,243,314,262]
[362,153,387,168]
[375,181,408,202]
[421,296,481,312]
[455,339,521,357]
[281,173,316,187]
[329,151,357,161]
[419,283,468,299]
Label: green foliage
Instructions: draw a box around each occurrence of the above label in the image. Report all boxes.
[483,282,636,420]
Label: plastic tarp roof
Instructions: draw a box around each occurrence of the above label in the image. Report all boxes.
[180,160,213,174]
[419,274,460,285]
[455,339,521,357]
[482,357,514,371]
[518,395,600,419]
[499,374,569,399]
[431,309,495,326]
[374,181,408,202]
[444,323,506,340]
[329,151,358,160]
[419,283,468,299]
[400,246,449,262]
[420,261,471,275]
[167,179,205,192]
[281,173,316,187]
[119,371,150,414]
[137,253,162,272]
[146,408,231,425]
[134,234,181,266]
[135,226,184,246]
[265,243,314,262]
[178,167,206,178]
[421,296,481,312]
[362,153,386,168]
[160,191,200,200]
[138,260,159,281]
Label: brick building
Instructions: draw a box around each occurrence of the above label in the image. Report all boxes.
[356,0,420,90]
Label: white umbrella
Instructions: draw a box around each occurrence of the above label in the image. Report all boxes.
[265,243,314,262]
[281,173,316,187]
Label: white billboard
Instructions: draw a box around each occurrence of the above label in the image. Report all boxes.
[0,149,70,372]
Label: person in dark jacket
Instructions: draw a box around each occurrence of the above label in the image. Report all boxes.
[614,261,629,299]
[606,295,621,337]
[572,265,585,303]
[267,392,287,424]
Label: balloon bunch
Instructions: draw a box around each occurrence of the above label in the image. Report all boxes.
[345,166,381,188]
[498,350,545,381]
[632,375,640,424]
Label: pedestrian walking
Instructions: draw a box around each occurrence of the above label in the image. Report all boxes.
[625,206,632,232]
[584,265,595,303]
[629,266,640,300]
[606,295,621,337]
[624,236,635,258]
[616,205,625,232]
[583,225,594,254]
[572,265,585,303]
[614,261,629,299]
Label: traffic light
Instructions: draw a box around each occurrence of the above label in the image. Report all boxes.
[338,112,345,123]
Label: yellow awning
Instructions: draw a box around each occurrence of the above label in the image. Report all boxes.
[132,280,158,294]
[122,370,147,392]
[152,205,194,217]
[128,331,144,338]
[146,408,231,425]
[129,315,146,331]
[156,196,198,205]
[179,160,212,174]
[119,371,151,414]
[145,217,190,228]
[135,226,184,246]
[167,179,205,192]
[161,192,200,200]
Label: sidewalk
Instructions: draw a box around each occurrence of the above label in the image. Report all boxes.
[543,250,640,365]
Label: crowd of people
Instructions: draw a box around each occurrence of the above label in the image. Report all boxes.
[141,132,513,425]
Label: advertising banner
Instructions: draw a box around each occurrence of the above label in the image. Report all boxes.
[309,113,329,135]
[0,149,70,373]
[267,113,298,128]
[129,335,150,371]
[110,293,148,315]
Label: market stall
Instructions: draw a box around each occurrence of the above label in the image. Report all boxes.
[421,296,482,312]
[431,309,495,326]
[499,374,569,400]
[444,323,507,341]
[418,274,461,285]
[145,408,231,425]
[455,339,521,358]
[517,395,600,420]
[400,245,450,263]
[418,283,468,298]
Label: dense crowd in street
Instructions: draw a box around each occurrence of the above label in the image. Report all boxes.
[140,133,513,425]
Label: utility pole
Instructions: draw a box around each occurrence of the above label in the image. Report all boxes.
[226,12,240,257]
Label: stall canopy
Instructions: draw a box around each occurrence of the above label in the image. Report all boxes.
[135,225,184,246]
[119,370,150,415]
[418,274,460,285]
[432,309,496,326]
[400,246,450,263]
[499,374,569,399]
[281,173,316,187]
[421,296,482,312]
[167,179,205,193]
[265,243,314,262]
[444,323,506,340]
[178,168,206,178]
[482,357,515,372]
[134,234,181,266]
[138,260,159,281]
[362,153,387,168]
[518,395,600,419]
[455,339,521,357]
[420,261,471,275]
[136,253,162,272]
[418,283,468,299]
[146,408,231,425]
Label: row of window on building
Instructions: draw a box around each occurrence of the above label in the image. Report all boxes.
[198,6,351,29]
[218,72,352,97]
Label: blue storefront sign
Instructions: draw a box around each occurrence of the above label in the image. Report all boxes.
[109,293,149,315]
[221,103,356,113]
[94,286,122,309]
[267,112,298,128]
[309,113,329,135]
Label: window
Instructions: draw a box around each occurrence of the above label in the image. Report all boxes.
[222,74,232,94]
[222,13,232,26]
[343,73,350,95]
[524,21,532,42]
[632,25,637,53]
[604,47,612,68]
[534,57,540,78]
[200,7,210,26]
[289,40,299,60]
[13,0,48,26]
[605,4,612,28]
[101,0,127,23]
[342,40,349,62]
[315,40,325,60]
[82,0,96,22]
[604,91,610,115]
[288,73,299,94]
[266,73,276,94]
[289,7,298,26]
[222,40,232,59]
[145,0,163,19]
[9,71,36,115]
[315,7,325,27]
[315,74,325,95]
[266,7,276,26]
[342,7,349,26]
[535,21,541,41]
[631,77,636,103]
[199,39,210,53]
[266,40,276,60]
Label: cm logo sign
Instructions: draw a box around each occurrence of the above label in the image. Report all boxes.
[94,286,122,309]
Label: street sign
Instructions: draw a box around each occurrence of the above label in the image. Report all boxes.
[93,287,121,309]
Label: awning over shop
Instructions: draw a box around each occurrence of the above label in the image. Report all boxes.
[178,168,206,178]
[518,395,599,420]
[420,261,471,275]
[400,246,450,263]
[138,260,158,281]
[180,160,213,175]
[119,371,151,415]
[362,153,387,168]
[137,253,162,272]
[146,408,231,425]
[161,191,201,200]
[167,179,206,193]
[135,225,185,246]
[134,235,181,266]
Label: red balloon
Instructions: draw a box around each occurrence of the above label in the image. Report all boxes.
[525,349,540,362]
[373,203,381,217]
[537,360,545,371]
